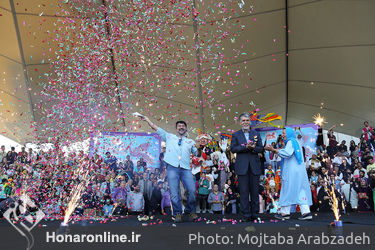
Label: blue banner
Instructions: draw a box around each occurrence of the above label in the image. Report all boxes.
[89,132,161,169]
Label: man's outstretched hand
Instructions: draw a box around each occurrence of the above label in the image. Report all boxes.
[134,114,158,131]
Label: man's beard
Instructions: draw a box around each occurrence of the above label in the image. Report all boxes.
[242,126,250,130]
[178,129,186,135]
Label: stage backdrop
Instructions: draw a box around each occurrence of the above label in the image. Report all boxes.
[89,132,161,169]
[255,123,319,163]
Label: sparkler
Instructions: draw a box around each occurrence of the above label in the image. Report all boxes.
[313,113,325,127]
[63,158,92,225]
[328,185,340,222]
[322,176,343,226]
[111,203,120,217]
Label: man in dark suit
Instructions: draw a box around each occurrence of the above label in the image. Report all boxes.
[230,113,264,221]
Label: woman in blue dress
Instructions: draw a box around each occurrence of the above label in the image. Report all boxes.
[265,128,313,220]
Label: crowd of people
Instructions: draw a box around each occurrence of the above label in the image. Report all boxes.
[0,121,374,221]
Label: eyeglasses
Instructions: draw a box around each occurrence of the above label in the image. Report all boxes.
[178,138,182,146]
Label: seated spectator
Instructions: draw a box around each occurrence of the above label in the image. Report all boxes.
[317,181,331,212]
[353,179,373,212]
[310,170,318,185]
[340,158,352,173]
[333,166,343,181]
[316,149,323,162]
[332,152,344,166]
[126,185,144,214]
[207,184,224,214]
[320,166,329,179]
[322,158,334,173]
[308,154,322,174]
[361,151,373,167]
[329,172,341,192]
[349,140,356,153]
[338,140,348,153]
[353,163,368,179]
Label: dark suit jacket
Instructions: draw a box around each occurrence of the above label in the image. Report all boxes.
[230,129,264,176]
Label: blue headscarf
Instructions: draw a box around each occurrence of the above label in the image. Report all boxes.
[284,127,303,164]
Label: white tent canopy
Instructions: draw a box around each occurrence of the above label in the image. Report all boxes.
[1,0,374,145]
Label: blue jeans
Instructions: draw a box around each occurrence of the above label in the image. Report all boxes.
[166,163,196,216]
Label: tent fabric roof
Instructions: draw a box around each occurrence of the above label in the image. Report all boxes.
[0,0,374,145]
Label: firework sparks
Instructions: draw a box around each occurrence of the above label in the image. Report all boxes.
[329,185,341,222]
[313,113,325,127]
[322,176,342,223]
[63,159,92,225]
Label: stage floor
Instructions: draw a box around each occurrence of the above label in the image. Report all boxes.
[1,212,374,227]
[1,212,374,250]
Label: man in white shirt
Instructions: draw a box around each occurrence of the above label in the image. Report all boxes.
[332,152,344,165]
[340,178,358,210]
[139,115,200,222]
[308,154,321,170]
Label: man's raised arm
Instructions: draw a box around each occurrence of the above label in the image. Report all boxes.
[137,114,159,131]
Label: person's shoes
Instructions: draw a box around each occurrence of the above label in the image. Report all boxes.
[189,212,198,221]
[244,216,259,222]
[173,214,182,223]
[274,214,290,220]
[251,216,261,221]
[298,213,313,220]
